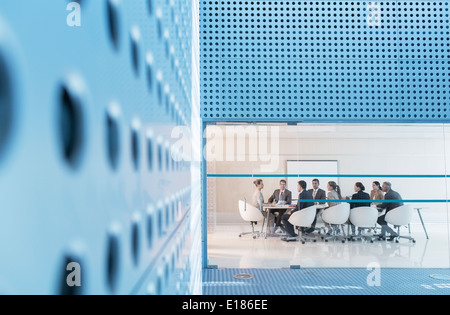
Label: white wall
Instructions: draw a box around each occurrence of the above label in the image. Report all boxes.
[207,124,450,225]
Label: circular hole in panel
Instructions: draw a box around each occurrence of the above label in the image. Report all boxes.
[146,53,154,93]
[0,51,13,162]
[147,0,153,16]
[131,120,141,171]
[131,220,140,266]
[130,27,141,76]
[106,0,120,50]
[106,104,120,170]
[106,234,120,292]
[58,84,84,168]
[147,206,155,249]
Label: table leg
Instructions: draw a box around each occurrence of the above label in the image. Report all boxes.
[416,208,429,240]
[262,212,267,239]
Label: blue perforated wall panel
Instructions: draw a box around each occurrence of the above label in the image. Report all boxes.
[200,1,449,122]
[0,0,201,295]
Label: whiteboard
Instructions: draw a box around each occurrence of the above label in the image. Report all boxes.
[287,161,339,200]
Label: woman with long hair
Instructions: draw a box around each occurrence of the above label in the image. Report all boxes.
[321,181,342,234]
[252,179,275,235]
[327,181,342,207]
[370,181,384,207]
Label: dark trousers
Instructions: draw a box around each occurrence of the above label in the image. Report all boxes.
[275,209,288,227]
[377,215,387,226]
[305,209,320,233]
[377,215,398,236]
[281,213,296,237]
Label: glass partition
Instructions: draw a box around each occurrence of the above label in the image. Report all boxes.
[206,124,450,269]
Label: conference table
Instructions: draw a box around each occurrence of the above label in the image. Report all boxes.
[413,207,430,240]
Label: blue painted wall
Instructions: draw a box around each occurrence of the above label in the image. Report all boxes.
[0,0,201,295]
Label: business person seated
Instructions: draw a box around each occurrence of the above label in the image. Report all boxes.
[304,179,327,234]
[267,179,292,230]
[377,182,403,241]
[321,181,342,235]
[280,181,314,241]
[370,181,384,207]
[252,179,275,235]
[349,182,371,235]
[268,180,292,206]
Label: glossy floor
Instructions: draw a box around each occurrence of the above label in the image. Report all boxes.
[207,224,450,269]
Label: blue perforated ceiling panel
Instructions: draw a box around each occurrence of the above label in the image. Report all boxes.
[200,1,449,122]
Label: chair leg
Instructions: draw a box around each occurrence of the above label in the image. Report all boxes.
[395,225,416,243]
[251,222,259,239]
[350,230,362,242]
[298,229,304,244]
[297,227,318,244]
[324,225,333,242]
[239,232,254,237]
[324,225,344,243]
[362,229,376,243]
[239,222,262,239]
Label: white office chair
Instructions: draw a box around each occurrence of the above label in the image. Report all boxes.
[238,200,264,239]
[349,207,379,243]
[288,205,317,244]
[385,204,416,243]
[322,203,350,243]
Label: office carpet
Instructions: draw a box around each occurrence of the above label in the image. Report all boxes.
[203,268,450,295]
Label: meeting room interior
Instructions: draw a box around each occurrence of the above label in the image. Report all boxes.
[206,123,450,269]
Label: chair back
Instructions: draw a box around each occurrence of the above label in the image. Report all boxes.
[288,205,317,228]
[239,200,264,222]
[385,204,413,226]
[350,207,379,228]
[322,203,350,225]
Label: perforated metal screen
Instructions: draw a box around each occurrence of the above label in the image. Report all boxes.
[0,0,201,295]
[200,1,449,122]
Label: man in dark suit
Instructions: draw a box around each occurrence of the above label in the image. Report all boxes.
[305,179,327,234]
[377,182,403,241]
[268,180,292,206]
[268,180,292,228]
[281,181,314,241]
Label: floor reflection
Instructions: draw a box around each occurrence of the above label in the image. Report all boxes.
[208,225,447,269]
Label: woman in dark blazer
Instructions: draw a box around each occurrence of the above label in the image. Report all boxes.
[349,182,371,235]
[350,182,371,209]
